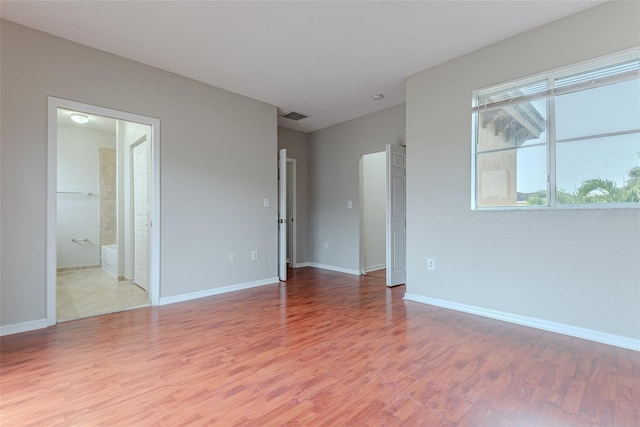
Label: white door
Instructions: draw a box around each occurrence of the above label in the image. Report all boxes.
[386,144,406,287]
[133,139,150,290]
[278,149,287,281]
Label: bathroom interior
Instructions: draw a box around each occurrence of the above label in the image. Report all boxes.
[56,108,151,321]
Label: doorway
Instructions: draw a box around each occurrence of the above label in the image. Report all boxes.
[277,149,297,281]
[47,98,160,325]
[359,145,406,286]
[361,151,387,277]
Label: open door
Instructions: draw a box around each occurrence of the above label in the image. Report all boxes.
[278,148,287,281]
[132,137,150,291]
[386,144,406,286]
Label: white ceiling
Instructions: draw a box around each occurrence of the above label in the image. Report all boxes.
[1,1,605,133]
[57,108,117,133]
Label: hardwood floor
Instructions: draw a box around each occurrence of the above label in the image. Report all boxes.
[364,268,386,280]
[1,267,638,426]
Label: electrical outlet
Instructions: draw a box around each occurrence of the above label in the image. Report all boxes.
[427,258,435,271]
[229,253,236,263]
[323,241,329,249]
[263,198,270,208]
[251,250,258,260]
[347,200,353,209]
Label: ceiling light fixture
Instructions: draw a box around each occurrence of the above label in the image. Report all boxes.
[371,93,384,101]
[70,113,89,124]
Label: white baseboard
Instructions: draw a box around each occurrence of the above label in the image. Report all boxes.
[364,264,385,274]
[404,293,640,352]
[0,319,48,336]
[159,277,280,306]
[294,262,312,268]
[306,262,360,276]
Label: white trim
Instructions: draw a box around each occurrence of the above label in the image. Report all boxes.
[294,261,312,268]
[404,294,640,352]
[358,155,365,275]
[0,319,48,336]
[159,277,279,306]
[46,99,58,326]
[47,97,161,326]
[306,263,360,276]
[364,264,386,273]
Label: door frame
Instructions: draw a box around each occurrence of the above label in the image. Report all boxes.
[359,151,387,275]
[46,97,161,325]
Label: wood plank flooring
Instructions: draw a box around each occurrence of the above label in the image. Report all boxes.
[1,267,638,426]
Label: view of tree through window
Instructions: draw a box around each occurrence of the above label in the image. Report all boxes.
[472,53,640,208]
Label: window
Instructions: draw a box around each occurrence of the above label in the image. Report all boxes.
[472,51,640,208]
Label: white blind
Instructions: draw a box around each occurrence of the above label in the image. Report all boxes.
[473,56,640,113]
[475,80,547,109]
[555,59,639,88]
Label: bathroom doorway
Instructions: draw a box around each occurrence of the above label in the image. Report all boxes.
[48,98,160,324]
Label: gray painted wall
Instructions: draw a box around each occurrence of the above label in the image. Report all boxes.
[309,104,405,271]
[406,1,640,340]
[277,126,310,264]
[1,20,278,328]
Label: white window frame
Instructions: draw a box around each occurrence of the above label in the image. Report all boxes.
[471,48,640,210]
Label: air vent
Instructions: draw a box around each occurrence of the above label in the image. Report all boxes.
[280,111,309,121]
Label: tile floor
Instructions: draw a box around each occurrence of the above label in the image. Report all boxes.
[57,269,149,322]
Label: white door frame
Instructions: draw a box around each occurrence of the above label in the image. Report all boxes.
[286,158,297,268]
[358,153,378,275]
[46,97,161,325]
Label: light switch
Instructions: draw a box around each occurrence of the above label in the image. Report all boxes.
[347,200,353,209]
[263,198,270,208]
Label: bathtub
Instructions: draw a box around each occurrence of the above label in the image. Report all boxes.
[102,245,118,279]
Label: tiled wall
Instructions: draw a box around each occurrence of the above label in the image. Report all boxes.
[99,147,117,248]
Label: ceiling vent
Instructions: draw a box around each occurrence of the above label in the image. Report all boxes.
[280,111,309,121]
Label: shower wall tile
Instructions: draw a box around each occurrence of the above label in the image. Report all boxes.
[99,148,117,247]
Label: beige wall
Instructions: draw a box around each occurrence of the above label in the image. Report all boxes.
[406,1,640,342]
[277,126,310,264]
[1,20,278,329]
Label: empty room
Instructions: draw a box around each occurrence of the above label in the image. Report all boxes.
[1,1,638,425]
